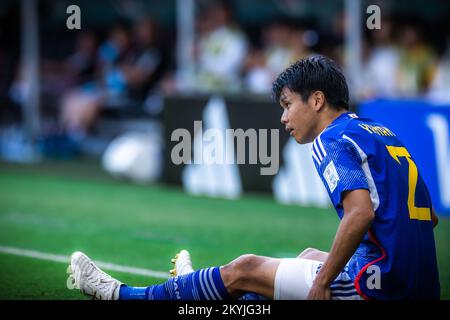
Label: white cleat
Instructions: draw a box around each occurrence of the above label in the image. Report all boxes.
[67,251,122,300]
[170,249,194,276]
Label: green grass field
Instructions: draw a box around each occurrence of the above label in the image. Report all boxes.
[0,161,448,299]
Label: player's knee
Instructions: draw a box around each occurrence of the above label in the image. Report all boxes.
[221,254,260,287]
[226,254,259,274]
[297,248,328,262]
[235,254,260,273]
[297,248,317,258]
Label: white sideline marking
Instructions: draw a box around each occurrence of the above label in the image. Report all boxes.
[0,245,169,279]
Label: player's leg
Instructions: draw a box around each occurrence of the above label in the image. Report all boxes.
[170,248,328,300]
[220,254,281,299]
[121,254,281,300]
[130,254,320,300]
[169,250,268,300]
[222,254,336,300]
[69,251,283,300]
[169,248,328,274]
[68,250,327,300]
[69,250,232,300]
[297,248,329,262]
[165,249,359,300]
[223,255,363,300]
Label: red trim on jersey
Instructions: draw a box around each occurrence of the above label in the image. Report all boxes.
[353,230,387,300]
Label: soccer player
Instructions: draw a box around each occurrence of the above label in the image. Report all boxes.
[68,55,440,300]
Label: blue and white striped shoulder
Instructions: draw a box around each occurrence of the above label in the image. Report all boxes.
[311,134,327,165]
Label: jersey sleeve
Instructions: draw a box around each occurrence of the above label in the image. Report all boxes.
[317,136,369,207]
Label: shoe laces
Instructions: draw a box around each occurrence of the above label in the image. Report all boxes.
[83,261,118,299]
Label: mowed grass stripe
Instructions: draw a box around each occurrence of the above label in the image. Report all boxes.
[0,253,160,300]
[0,245,169,278]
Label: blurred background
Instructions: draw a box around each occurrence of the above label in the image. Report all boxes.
[0,0,449,299]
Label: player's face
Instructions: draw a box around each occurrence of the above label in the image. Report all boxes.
[279,87,318,144]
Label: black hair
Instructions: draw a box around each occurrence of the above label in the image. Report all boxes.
[272,55,349,110]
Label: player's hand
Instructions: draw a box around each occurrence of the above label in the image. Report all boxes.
[307,282,331,300]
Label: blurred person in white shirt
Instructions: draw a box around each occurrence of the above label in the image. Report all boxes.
[427,28,450,104]
[361,17,400,99]
[194,1,248,92]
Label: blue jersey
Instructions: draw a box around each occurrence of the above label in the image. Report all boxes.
[311,112,440,300]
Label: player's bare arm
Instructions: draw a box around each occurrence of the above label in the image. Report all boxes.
[308,189,375,300]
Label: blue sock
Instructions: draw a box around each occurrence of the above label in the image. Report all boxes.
[119,285,149,300]
[239,292,268,300]
[119,267,231,300]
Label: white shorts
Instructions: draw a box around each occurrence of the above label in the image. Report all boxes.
[274,258,363,300]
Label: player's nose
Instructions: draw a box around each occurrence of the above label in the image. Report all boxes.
[280,109,288,125]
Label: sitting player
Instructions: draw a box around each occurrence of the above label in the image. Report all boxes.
[67,55,440,300]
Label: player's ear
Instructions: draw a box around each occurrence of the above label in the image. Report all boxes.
[311,91,325,111]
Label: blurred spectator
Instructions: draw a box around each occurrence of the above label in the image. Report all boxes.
[427,28,450,103]
[122,17,163,100]
[60,23,133,137]
[263,22,293,78]
[61,17,163,139]
[396,22,437,97]
[288,25,314,63]
[10,31,99,106]
[323,11,346,67]
[194,1,248,92]
[33,17,165,158]
[243,46,273,94]
[243,23,315,94]
[361,18,400,98]
[44,31,99,99]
